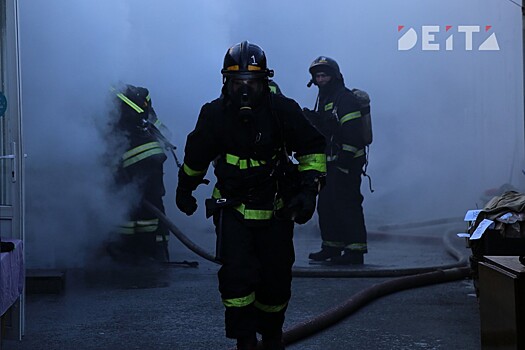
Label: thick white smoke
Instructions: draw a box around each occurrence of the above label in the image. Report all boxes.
[19,0,524,267]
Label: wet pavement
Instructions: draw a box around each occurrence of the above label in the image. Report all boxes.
[3,220,481,350]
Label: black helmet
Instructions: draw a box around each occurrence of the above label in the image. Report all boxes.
[308,56,343,85]
[221,41,274,81]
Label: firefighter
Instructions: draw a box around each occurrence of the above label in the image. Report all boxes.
[175,41,326,350]
[304,56,368,265]
[106,84,170,264]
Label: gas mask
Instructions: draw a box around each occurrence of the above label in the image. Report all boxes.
[227,78,265,121]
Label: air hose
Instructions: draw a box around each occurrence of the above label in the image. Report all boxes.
[144,201,219,264]
[281,266,471,348]
[145,200,472,348]
[145,200,468,276]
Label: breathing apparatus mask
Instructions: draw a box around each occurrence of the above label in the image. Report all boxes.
[226,78,266,121]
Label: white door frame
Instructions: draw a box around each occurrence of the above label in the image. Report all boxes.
[0,0,25,340]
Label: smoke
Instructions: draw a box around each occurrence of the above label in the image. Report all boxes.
[19,0,523,267]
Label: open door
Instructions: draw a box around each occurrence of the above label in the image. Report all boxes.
[0,0,25,340]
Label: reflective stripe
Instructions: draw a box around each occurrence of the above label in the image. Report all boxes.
[353,149,365,158]
[122,142,164,167]
[269,85,277,94]
[117,219,159,234]
[183,163,207,177]
[254,300,288,313]
[225,154,267,169]
[339,146,365,158]
[339,111,361,124]
[296,153,327,172]
[322,241,346,249]
[123,142,162,159]
[324,102,334,111]
[327,155,338,162]
[116,93,145,114]
[156,234,168,242]
[212,187,283,220]
[235,204,274,220]
[123,148,165,168]
[223,292,255,308]
[135,219,159,233]
[342,144,358,153]
[344,243,367,251]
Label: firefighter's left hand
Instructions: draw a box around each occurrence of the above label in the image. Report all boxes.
[287,190,317,225]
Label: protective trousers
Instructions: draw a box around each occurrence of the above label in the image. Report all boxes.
[317,160,367,252]
[214,208,295,339]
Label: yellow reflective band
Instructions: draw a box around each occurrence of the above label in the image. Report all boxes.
[323,241,346,248]
[226,65,240,71]
[183,163,207,177]
[223,292,255,308]
[122,142,165,168]
[117,219,159,234]
[324,102,334,111]
[123,142,162,159]
[296,153,327,173]
[326,155,338,162]
[340,111,362,124]
[213,187,281,220]
[146,93,150,102]
[234,204,274,220]
[269,85,277,94]
[254,300,288,313]
[353,149,365,158]
[116,93,145,114]
[344,243,367,251]
[342,144,358,153]
[156,234,168,242]
[247,65,261,71]
[117,221,136,234]
[154,119,162,128]
[225,153,266,169]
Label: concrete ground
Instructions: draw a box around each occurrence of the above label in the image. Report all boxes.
[3,219,481,350]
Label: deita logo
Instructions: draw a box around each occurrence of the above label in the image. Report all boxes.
[398,25,500,51]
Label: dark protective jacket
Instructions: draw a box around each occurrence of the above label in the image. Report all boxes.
[308,84,366,171]
[114,113,168,235]
[178,94,326,223]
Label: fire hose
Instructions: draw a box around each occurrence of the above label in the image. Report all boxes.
[144,200,471,348]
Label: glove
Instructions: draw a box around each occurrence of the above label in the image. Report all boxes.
[286,189,318,225]
[176,188,198,216]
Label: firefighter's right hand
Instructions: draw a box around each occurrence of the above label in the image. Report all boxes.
[287,189,317,225]
[176,188,198,216]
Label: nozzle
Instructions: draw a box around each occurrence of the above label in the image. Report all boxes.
[307,79,314,88]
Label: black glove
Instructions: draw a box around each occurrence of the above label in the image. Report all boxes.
[286,188,318,225]
[176,188,198,216]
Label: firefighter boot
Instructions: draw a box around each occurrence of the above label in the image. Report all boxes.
[236,334,258,350]
[308,246,342,261]
[330,250,364,265]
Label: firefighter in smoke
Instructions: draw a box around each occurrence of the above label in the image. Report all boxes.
[175,41,326,350]
[304,56,369,265]
[106,84,170,264]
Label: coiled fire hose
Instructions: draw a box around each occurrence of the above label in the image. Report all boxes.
[145,201,471,348]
